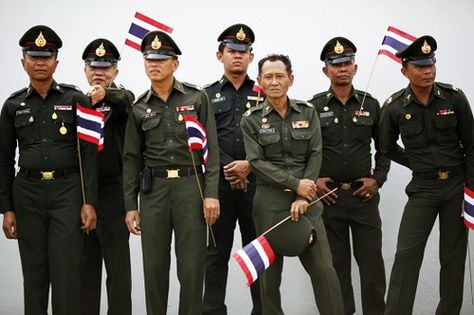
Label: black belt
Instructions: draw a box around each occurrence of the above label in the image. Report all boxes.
[412,166,464,180]
[327,181,363,190]
[151,167,203,179]
[19,168,78,180]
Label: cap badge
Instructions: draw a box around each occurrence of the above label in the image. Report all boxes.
[236,27,246,41]
[421,40,431,54]
[95,43,106,57]
[334,41,344,54]
[151,35,162,50]
[35,32,47,48]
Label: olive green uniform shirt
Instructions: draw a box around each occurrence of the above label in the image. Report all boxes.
[240,98,322,190]
[379,82,474,189]
[122,79,219,211]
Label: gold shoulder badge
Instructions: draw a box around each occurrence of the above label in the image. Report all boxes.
[35,32,47,47]
[95,42,106,57]
[421,40,431,54]
[151,35,161,49]
[244,109,252,117]
[334,41,344,54]
[236,27,246,41]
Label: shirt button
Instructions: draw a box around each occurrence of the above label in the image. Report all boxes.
[42,138,47,143]
[235,123,239,127]
[42,121,46,124]
[170,156,174,160]
[236,138,240,142]
[44,156,48,160]
[169,139,173,143]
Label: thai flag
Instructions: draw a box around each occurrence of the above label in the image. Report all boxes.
[463,187,474,229]
[232,235,276,287]
[252,83,265,95]
[76,103,104,151]
[378,26,417,64]
[125,12,174,51]
[184,115,208,164]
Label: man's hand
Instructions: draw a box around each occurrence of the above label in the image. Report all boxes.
[290,199,309,221]
[353,177,379,202]
[125,210,141,235]
[316,177,337,205]
[2,211,17,239]
[87,85,107,105]
[203,198,220,225]
[223,160,250,185]
[296,178,317,201]
[230,178,249,191]
[81,204,97,233]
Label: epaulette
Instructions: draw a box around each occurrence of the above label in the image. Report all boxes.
[203,80,219,90]
[8,87,27,99]
[309,91,328,101]
[116,84,125,90]
[295,99,314,107]
[384,89,404,105]
[437,82,460,92]
[135,90,148,103]
[243,103,264,117]
[59,83,82,92]
[182,82,203,91]
[355,89,374,99]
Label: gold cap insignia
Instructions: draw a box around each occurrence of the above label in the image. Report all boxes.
[236,27,246,41]
[35,32,47,47]
[151,35,162,50]
[334,41,344,54]
[95,43,106,57]
[421,40,431,54]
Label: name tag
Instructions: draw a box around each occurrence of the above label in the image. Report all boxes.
[259,128,276,134]
[247,96,264,101]
[16,108,31,115]
[320,111,334,118]
[54,105,73,111]
[211,96,226,103]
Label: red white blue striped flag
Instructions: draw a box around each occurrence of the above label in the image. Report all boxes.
[125,12,174,51]
[76,103,104,151]
[378,26,417,64]
[184,115,208,164]
[463,187,474,229]
[232,235,275,287]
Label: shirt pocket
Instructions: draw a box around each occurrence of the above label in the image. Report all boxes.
[399,116,425,149]
[351,116,373,144]
[433,115,458,145]
[14,112,37,143]
[289,128,313,156]
[258,132,281,158]
[141,115,161,131]
[319,116,341,145]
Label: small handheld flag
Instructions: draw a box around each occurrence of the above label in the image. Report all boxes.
[232,235,275,287]
[184,115,208,164]
[252,83,265,95]
[464,187,474,229]
[125,12,174,51]
[378,26,417,64]
[76,103,105,151]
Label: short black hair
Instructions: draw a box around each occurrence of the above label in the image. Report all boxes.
[258,54,292,76]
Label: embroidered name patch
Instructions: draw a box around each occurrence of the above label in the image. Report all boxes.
[320,112,334,118]
[16,108,31,115]
[259,128,276,134]
[54,105,73,111]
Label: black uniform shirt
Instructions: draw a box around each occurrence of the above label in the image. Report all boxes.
[94,84,134,184]
[0,81,98,211]
[205,75,263,166]
[309,88,389,185]
[379,82,474,189]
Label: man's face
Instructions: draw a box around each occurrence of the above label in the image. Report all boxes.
[257,60,293,100]
[144,58,179,83]
[217,46,253,75]
[322,59,357,87]
[84,65,118,87]
[402,63,436,89]
[21,53,58,82]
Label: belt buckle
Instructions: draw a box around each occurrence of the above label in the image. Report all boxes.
[340,182,351,190]
[437,170,449,180]
[41,171,55,180]
[166,169,180,179]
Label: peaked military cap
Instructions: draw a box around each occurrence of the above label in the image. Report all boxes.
[320,36,356,64]
[396,35,437,66]
[19,25,62,57]
[265,212,317,257]
[217,23,255,52]
[141,30,181,60]
[82,38,120,67]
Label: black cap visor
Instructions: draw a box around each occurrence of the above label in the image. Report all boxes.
[223,41,251,52]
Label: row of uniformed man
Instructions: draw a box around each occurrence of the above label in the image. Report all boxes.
[1,23,473,315]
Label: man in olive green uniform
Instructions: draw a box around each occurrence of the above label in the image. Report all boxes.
[0,25,97,315]
[309,37,389,315]
[79,38,133,315]
[203,23,261,315]
[240,54,343,315]
[380,36,474,314]
[122,30,220,315]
